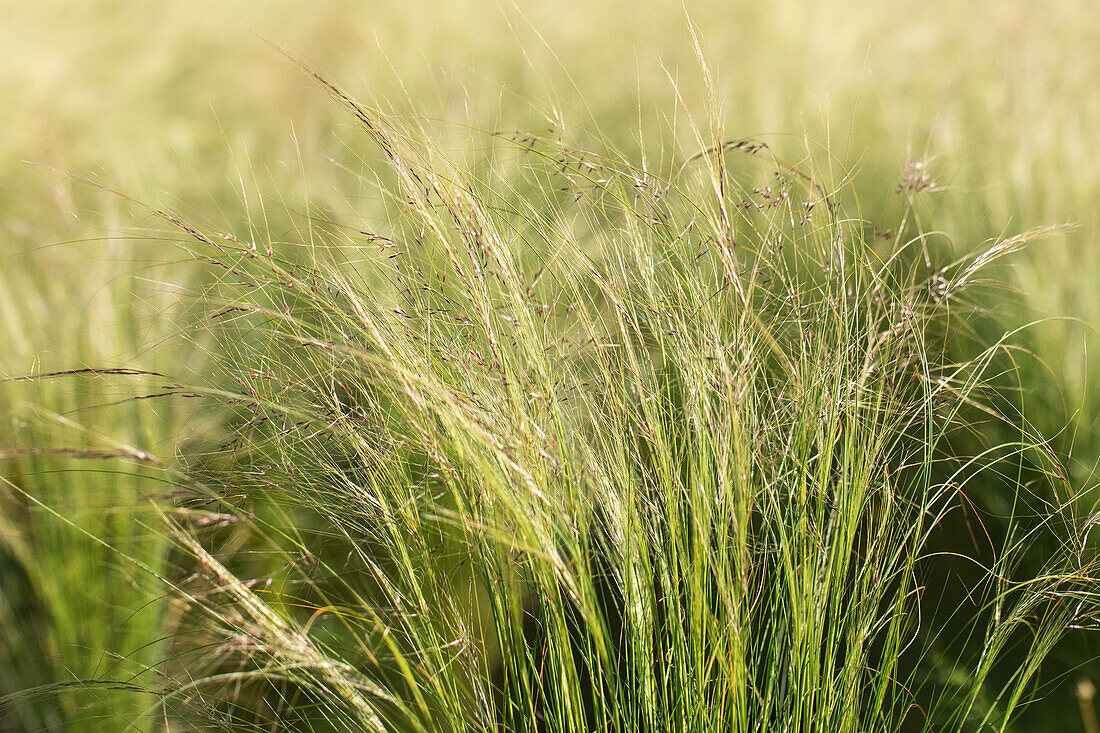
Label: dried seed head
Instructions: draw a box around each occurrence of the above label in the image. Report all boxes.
[896,159,937,194]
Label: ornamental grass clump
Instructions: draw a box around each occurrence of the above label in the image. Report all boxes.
[51,68,1099,731]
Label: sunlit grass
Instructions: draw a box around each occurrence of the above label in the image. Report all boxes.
[3,3,1100,730]
[96,71,1095,731]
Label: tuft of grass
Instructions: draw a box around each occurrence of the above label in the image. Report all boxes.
[4,6,1100,727]
[118,71,1098,731]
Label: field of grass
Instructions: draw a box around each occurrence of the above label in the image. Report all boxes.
[3,1,1100,731]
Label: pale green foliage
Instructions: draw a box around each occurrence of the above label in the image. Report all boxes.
[2,3,1100,731]
[148,81,1098,731]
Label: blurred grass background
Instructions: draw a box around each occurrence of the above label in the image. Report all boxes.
[2,0,1099,730]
